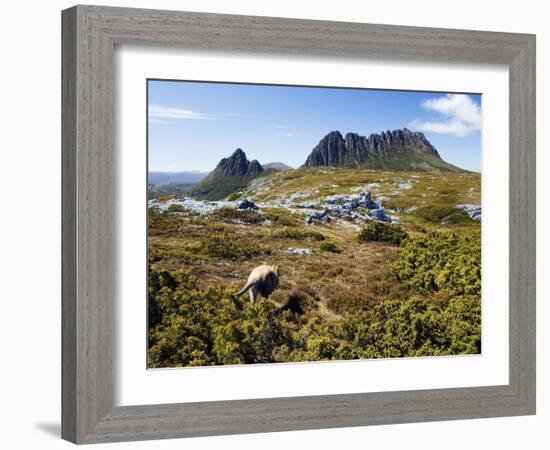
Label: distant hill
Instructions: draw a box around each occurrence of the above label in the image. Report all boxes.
[263,162,293,171]
[189,149,264,200]
[302,129,462,172]
[148,171,208,185]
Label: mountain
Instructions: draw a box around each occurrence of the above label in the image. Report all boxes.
[148,171,208,186]
[189,148,264,200]
[302,129,462,172]
[263,162,293,172]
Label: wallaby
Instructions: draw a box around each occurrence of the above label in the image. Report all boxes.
[235,264,280,304]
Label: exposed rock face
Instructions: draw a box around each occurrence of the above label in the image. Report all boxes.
[190,149,264,200]
[216,149,262,177]
[246,159,264,178]
[303,129,461,172]
[306,131,349,167]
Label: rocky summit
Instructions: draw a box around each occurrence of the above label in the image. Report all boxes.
[302,129,462,172]
[190,149,264,200]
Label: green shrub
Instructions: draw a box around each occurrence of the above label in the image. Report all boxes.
[148,209,183,235]
[442,209,475,225]
[358,222,408,245]
[212,301,284,364]
[210,206,264,224]
[273,227,325,241]
[390,230,481,297]
[319,241,342,253]
[148,268,290,367]
[262,208,301,227]
[413,205,456,223]
[201,233,262,260]
[167,203,185,213]
[289,296,480,361]
[148,249,482,367]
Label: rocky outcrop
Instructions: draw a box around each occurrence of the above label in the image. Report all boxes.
[303,128,461,172]
[457,204,481,222]
[189,149,264,200]
[214,149,263,177]
[305,191,391,224]
[306,210,331,225]
[237,199,258,210]
[325,191,379,210]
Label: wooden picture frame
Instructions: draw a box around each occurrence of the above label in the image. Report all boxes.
[61,5,536,444]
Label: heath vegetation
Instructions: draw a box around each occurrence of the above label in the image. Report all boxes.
[148,169,481,368]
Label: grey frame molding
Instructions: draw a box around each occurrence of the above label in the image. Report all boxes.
[61,5,536,444]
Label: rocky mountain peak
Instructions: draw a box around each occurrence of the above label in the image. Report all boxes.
[303,128,453,171]
[247,159,263,177]
[217,148,251,176]
[190,149,264,200]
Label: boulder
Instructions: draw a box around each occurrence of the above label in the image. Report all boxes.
[368,207,391,222]
[287,247,313,255]
[457,204,481,222]
[360,191,379,209]
[236,199,258,210]
[306,210,330,224]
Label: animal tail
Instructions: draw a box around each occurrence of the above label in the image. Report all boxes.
[234,281,254,297]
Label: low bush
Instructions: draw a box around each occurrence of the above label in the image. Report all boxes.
[200,233,262,260]
[441,209,475,225]
[273,227,325,241]
[289,295,480,361]
[148,268,290,367]
[167,203,185,213]
[262,208,301,227]
[413,205,456,223]
[390,230,481,297]
[358,222,408,245]
[148,209,183,235]
[210,206,264,224]
[148,266,481,368]
[319,241,342,253]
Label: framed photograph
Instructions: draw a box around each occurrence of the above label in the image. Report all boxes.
[62,5,536,444]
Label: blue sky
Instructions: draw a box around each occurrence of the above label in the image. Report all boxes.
[148,80,481,172]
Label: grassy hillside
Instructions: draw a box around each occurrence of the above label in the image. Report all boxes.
[148,168,481,368]
[241,167,480,227]
[189,168,278,201]
[188,172,252,201]
[352,150,464,172]
[303,150,464,172]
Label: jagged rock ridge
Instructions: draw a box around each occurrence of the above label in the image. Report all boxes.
[216,148,262,177]
[190,149,264,200]
[303,129,462,172]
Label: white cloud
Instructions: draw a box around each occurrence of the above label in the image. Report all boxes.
[409,94,481,137]
[149,104,213,120]
[149,105,255,121]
